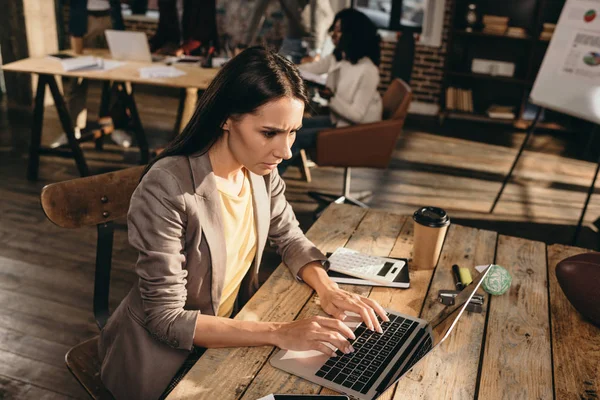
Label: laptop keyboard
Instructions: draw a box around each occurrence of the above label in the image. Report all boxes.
[315,314,417,394]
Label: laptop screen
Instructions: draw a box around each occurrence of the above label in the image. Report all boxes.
[429,265,491,346]
[376,265,492,396]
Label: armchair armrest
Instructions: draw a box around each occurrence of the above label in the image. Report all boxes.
[314,119,405,168]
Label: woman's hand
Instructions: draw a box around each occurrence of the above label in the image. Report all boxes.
[298,262,389,334]
[318,284,389,333]
[318,87,334,100]
[271,316,356,356]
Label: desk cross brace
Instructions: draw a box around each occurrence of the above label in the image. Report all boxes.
[27,75,150,181]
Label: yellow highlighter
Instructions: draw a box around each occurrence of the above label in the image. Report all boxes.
[459,267,473,287]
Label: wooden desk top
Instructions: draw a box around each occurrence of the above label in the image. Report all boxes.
[2,50,219,90]
[168,204,600,399]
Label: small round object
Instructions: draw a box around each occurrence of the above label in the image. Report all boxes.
[482,265,512,295]
[101,196,108,203]
[102,211,110,218]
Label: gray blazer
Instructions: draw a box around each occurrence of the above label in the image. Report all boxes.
[98,152,326,400]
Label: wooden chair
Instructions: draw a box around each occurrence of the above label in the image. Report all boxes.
[40,165,145,399]
[309,78,412,214]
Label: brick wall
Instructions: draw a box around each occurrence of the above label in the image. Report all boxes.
[378,40,395,93]
[122,18,158,39]
[376,0,454,107]
[409,0,453,106]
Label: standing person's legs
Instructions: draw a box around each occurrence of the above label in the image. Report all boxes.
[278,115,334,174]
[150,0,181,52]
[67,15,112,134]
[85,15,112,48]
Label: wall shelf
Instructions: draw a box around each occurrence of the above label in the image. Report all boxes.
[453,29,532,41]
[446,71,532,85]
[441,0,571,131]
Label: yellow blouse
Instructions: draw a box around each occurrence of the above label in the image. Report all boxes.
[216,170,257,318]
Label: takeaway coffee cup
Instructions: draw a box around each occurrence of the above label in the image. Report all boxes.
[412,206,450,270]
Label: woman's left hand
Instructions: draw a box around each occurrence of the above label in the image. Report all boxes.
[317,284,389,333]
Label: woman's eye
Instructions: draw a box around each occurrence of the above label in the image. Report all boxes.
[262,131,277,138]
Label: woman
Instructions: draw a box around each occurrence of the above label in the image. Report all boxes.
[98,47,388,400]
[279,8,383,173]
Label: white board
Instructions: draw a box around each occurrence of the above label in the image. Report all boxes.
[530,0,600,125]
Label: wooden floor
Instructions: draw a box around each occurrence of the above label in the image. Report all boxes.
[0,82,599,399]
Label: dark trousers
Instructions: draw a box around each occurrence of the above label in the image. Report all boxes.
[278,115,334,174]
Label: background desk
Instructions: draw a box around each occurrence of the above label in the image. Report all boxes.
[168,203,599,399]
[2,51,219,180]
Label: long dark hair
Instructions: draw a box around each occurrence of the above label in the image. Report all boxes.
[330,8,381,66]
[143,46,309,177]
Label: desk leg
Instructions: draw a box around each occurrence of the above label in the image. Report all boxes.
[96,81,112,151]
[47,75,90,177]
[120,84,149,165]
[27,75,48,181]
[179,88,198,134]
[173,88,186,138]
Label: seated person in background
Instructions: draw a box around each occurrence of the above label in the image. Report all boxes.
[278,8,383,174]
[97,47,388,400]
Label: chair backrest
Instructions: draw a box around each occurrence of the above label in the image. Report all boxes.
[382,78,412,121]
[40,165,145,328]
[315,78,412,169]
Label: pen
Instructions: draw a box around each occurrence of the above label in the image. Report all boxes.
[452,264,464,290]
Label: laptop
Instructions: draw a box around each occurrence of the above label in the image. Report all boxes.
[105,30,159,63]
[270,265,492,400]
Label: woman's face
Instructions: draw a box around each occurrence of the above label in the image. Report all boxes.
[223,96,304,176]
[331,19,342,47]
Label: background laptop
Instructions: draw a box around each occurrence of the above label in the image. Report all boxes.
[105,30,156,63]
[270,265,492,400]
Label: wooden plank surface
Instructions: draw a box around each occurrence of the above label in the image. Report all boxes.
[363,217,436,400]
[0,325,71,369]
[167,204,368,399]
[547,244,600,400]
[0,349,87,399]
[241,209,405,399]
[0,375,74,400]
[478,235,553,400]
[393,224,497,399]
[2,50,219,89]
[319,210,407,397]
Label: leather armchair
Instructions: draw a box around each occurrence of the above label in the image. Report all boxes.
[309,78,412,212]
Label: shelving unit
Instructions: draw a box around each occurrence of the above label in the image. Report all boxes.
[441,0,576,132]
[445,71,532,85]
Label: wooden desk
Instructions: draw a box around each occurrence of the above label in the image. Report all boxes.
[3,51,219,180]
[168,204,600,399]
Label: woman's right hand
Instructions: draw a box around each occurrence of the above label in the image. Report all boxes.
[318,87,334,100]
[271,316,356,357]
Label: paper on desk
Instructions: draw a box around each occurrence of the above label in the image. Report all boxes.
[100,59,125,71]
[58,56,124,72]
[139,66,186,79]
[255,395,275,400]
[59,56,99,71]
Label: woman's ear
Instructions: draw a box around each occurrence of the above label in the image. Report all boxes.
[221,118,231,132]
